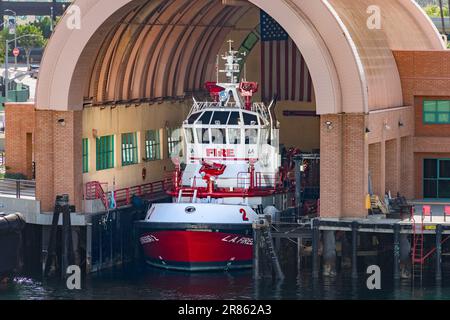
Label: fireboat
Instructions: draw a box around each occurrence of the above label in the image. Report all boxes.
[135,41,297,271]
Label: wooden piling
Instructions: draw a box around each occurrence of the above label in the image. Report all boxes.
[297,236,302,276]
[322,230,336,277]
[312,218,320,278]
[252,220,261,280]
[351,221,358,279]
[393,224,400,280]
[436,224,443,281]
[61,203,74,279]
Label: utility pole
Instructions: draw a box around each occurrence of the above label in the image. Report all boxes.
[439,0,447,35]
[4,38,8,102]
[5,10,17,70]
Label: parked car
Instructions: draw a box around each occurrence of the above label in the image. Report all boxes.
[28,64,39,79]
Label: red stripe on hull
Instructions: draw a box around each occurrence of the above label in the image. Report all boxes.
[140,230,253,269]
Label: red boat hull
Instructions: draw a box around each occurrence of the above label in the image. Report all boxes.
[139,228,253,271]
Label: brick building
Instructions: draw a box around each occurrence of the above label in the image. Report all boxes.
[5,0,450,219]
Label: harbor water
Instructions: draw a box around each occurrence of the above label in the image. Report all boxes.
[1,264,450,300]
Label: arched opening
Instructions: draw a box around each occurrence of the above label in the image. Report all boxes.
[33,0,443,218]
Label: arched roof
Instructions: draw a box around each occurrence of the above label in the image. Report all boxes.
[36,0,444,115]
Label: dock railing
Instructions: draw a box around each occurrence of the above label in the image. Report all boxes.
[85,179,172,210]
[0,179,36,199]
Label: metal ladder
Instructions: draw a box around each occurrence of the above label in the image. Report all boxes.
[412,212,425,284]
[261,225,284,280]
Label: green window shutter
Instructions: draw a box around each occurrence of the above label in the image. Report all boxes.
[121,132,138,166]
[82,138,89,173]
[96,135,115,171]
[145,129,161,161]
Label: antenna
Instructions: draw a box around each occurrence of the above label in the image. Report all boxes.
[219,40,242,83]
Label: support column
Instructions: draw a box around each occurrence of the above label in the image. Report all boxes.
[36,110,83,212]
[393,224,400,280]
[322,230,336,277]
[312,218,320,278]
[400,136,414,199]
[320,115,342,218]
[386,139,399,195]
[400,233,411,279]
[436,224,443,282]
[342,115,368,217]
[35,110,55,212]
[351,221,358,279]
[369,143,382,196]
[53,111,83,212]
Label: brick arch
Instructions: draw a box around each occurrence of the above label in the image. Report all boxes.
[36,0,444,115]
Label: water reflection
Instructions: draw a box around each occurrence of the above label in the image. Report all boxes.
[1,265,450,300]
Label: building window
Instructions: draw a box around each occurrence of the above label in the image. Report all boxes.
[82,138,89,173]
[424,159,450,199]
[167,127,182,157]
[145,130,161,161]
[96,135,114,171]
[423,100,450,124]
[121,132,138,166]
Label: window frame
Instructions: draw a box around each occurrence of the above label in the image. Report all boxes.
[423,100,450,125]
[96,135,115,171]
[121,132,138,166]
[82,138,89,173]
[145,129,161,161]
[423,158,450,199]
[167,127,182,157]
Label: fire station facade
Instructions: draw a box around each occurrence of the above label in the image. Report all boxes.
[5,0,450,219]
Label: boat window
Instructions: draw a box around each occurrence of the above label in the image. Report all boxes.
[228,112,241,125]
[211,128,226,144]
[243,113,258,125]
[197,128,210,144]
[211,112,230,125]
[197,111,213,125]
[187,113,200,124]
[245,128,258,144]
[228,128,241,144]
[185,128,194,144]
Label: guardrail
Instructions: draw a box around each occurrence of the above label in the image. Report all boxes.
[85,179,172,210]
[0,179,36,199]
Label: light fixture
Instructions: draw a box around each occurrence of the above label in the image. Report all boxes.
[384,121,391,130]
[57,119,65,127]
[325,121,333,130]
[398,120,404,127]
[365,128,371,133]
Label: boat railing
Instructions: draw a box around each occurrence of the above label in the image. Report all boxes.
[180,171,282,190]
[188,101,270,122]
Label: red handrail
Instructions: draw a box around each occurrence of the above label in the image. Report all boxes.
[85,179,172,209]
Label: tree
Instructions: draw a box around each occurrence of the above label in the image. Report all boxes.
[32,17,53,39]
[424,4,449,16]
[15,24,46,67]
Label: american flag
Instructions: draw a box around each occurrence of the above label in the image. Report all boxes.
[260,10,313,103]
